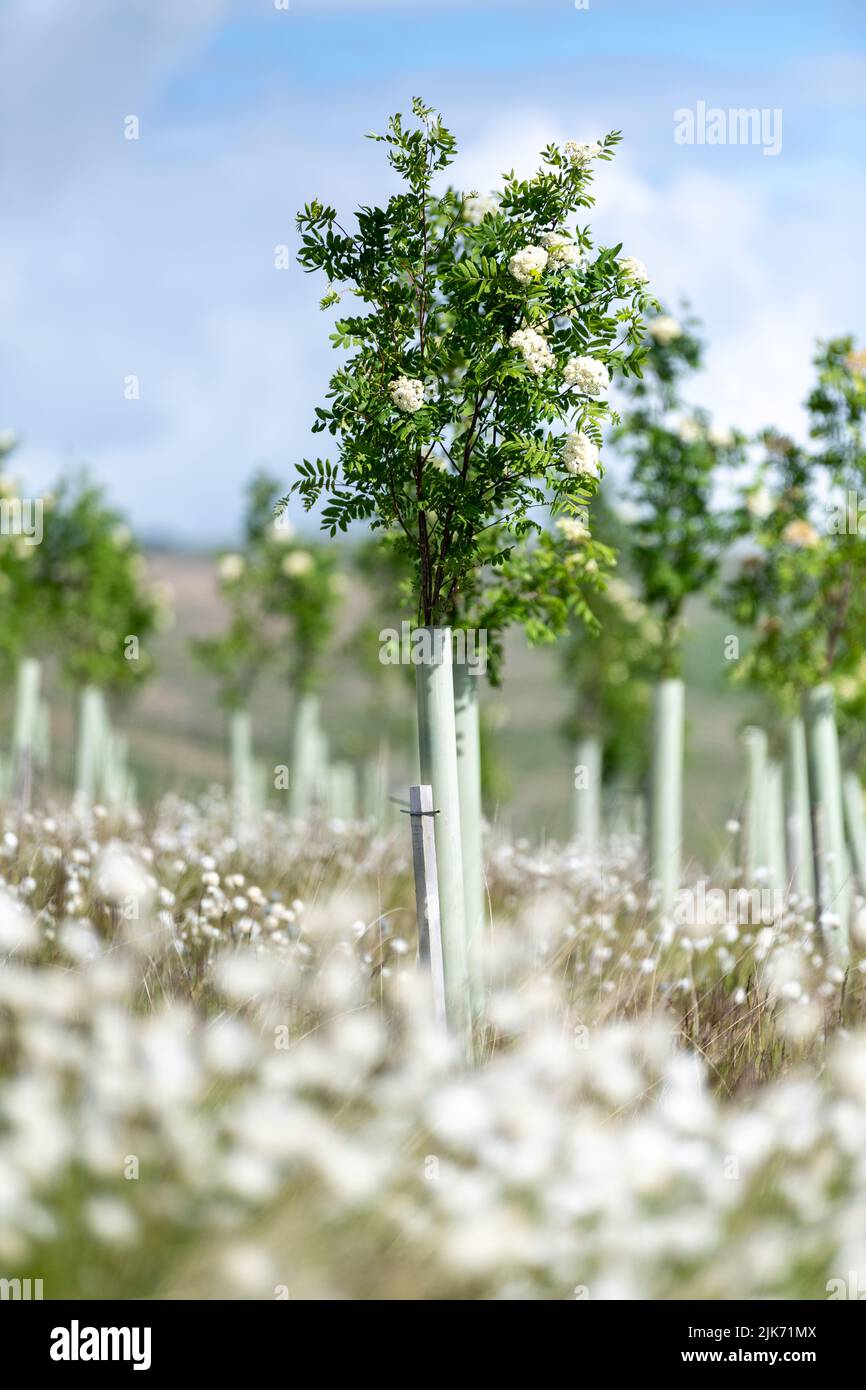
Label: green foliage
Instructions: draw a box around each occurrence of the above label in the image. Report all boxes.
[558,501,657,780]
[32,474,166,694]
[288,98,651,627]
[194,473,341,709]
[613,308,746,676]
[0,441,53,682]
[722,340,866,725]
[456,516,615,685]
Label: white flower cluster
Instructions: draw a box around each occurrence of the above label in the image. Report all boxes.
[746,486,773,520]
[282,551,313,578]
[508,244,548,285]
[555,515,589,544]
[541,231,581,269]
[218,553,245,583]
[649,315,682,345]
[509,326,555,377]
[564,140,603,165]
[564,355,610,396]
[269,516,295,543]
[464,195,498,225]
[619,256,649,284]
[562,431,600,478]
[783,519,820,549]
[676,417,704,445]
[389,376,425,414]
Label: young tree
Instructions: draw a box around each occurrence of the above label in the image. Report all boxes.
[35,474,167,809]
[289,98,651,1037]
[557,502,657,846]
[194,474,340,824]
[723,339,866,948]
[613,308,746,911]
[0,436,56,801]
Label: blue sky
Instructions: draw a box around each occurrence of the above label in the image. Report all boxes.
[1,0,864,543]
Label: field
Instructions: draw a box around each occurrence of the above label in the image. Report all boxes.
[3,0,864,1316]
[2,784,866,1300]
[1,550,864,1301]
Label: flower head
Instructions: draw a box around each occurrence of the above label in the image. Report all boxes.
[746,486,773,520]
[564,140,603,165]
[563,356,609,396]
[508,245,548,285]
[509,327,555,377]
[540,231,581,269]
[218,553,245,583]
[648,315,682,345]
[675,417,704,446]
[783,519,820,549]
[270,516,295,543]
[561,432,600,479]
[464,195,498,225]
[556,515,590,544]
[619,256,649,285]
[282,551,314,577]
[389,376,425,414]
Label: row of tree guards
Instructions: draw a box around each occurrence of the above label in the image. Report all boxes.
[1,658,136,813]
[412,662,866,1048]
[573,678,865,961]
[229,694,392,834]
